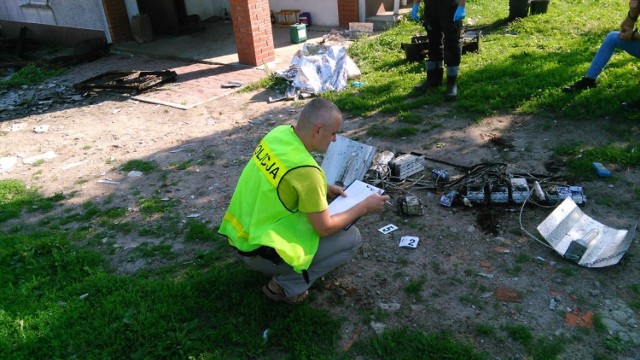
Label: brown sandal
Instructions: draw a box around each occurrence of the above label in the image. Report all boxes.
[262,279,309,304]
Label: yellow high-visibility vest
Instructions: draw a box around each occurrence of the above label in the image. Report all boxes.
[219,125,325,272]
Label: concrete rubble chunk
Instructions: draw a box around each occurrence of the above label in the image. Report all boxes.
[33,125,50,133]
[0,156,18,173]
[370,321,386,335]
[22,151,57,164]
[378,302,400,311]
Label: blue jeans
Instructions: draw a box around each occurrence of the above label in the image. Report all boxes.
[587,31,640,79]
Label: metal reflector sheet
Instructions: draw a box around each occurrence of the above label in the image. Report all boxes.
[537,197,637,267]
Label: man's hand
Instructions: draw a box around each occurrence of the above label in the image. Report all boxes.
[621,14,635,35]
[453,6,466,22]
[327,184,345,201]
[620,26,634,41]
[360,193,390,213]
[307,192,390,237]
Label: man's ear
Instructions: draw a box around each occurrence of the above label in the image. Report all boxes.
[312,123,323,136]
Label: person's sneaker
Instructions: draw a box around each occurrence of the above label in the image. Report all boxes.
[562,77,596,93]
[262,279,309,304]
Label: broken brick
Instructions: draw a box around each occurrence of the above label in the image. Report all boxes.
[479,260,493,271]
[564,311,593,328]
[495,287,521,302]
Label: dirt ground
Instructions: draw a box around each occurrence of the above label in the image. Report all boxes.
[1,53,640,359]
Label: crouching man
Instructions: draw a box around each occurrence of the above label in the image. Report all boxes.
[218,98,389,304]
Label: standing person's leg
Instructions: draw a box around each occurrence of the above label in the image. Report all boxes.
[414,0,444,92]
[441,0,463,101]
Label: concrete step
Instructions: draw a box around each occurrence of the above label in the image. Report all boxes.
[366,8,411,31]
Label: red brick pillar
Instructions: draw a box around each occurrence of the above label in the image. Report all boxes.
[229,0,275,66]
[338,0,359,28]
[102,0,132,43]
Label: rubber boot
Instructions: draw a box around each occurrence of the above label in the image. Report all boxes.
[445,66,459,101]
[413,61,443,92]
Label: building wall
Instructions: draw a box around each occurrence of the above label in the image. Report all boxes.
[0,0,111,45]
[364,0,395,17]
[0,0,107,30]
[184,0,230,21]
[268,0,339,27]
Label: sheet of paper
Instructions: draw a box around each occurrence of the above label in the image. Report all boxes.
[328,180,383,215]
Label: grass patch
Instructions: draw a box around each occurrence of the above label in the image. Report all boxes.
[129,242,176,259]
[138,197,177,216]
[474,323,496,337]
[184,221,220,243]
[0,63,64,90]
[592,312,607,333]
[551,142,640,179]
[347,328,487,359]
[366,124,420,137]
[404,278,423,299]
[121,159,158,174]
[503,323,533,346]
[0,180,63,223]
[459,293,483,309]
[0,232,343,359]
[556,267,576,277]
[313,0,640,124]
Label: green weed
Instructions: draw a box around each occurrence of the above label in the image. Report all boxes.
[138,197,177,215]
[184,220,220,242]
[459,293,483,309]
[556,267,576,277]
[474,323,496,337]
[366,124,420,138]
[0,180,62,223]
[503,323,533,346]
[0,63,64,89]
[592,312,607,333]
[404,278,423,298]
[398,110,424,124]
[121,159,158,173]
[604,334,630,352]
[176,159,194,170]
[347,329,486,359]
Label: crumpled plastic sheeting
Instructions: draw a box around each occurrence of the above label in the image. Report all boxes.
[277,43,361,95]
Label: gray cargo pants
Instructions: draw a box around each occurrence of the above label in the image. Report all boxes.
[237,226,362,297]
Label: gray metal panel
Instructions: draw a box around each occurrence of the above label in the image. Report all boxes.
[321,135,376,187]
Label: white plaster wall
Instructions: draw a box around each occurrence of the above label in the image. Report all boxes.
[269,0,339,27]
[0,0,106,30]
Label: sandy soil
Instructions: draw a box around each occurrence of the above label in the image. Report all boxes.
[1,54,640,359]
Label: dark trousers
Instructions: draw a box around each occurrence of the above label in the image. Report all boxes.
[423,0,462,67]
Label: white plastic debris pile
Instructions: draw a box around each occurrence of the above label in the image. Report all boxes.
[271,43,361,102]
[537,197,637,267]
